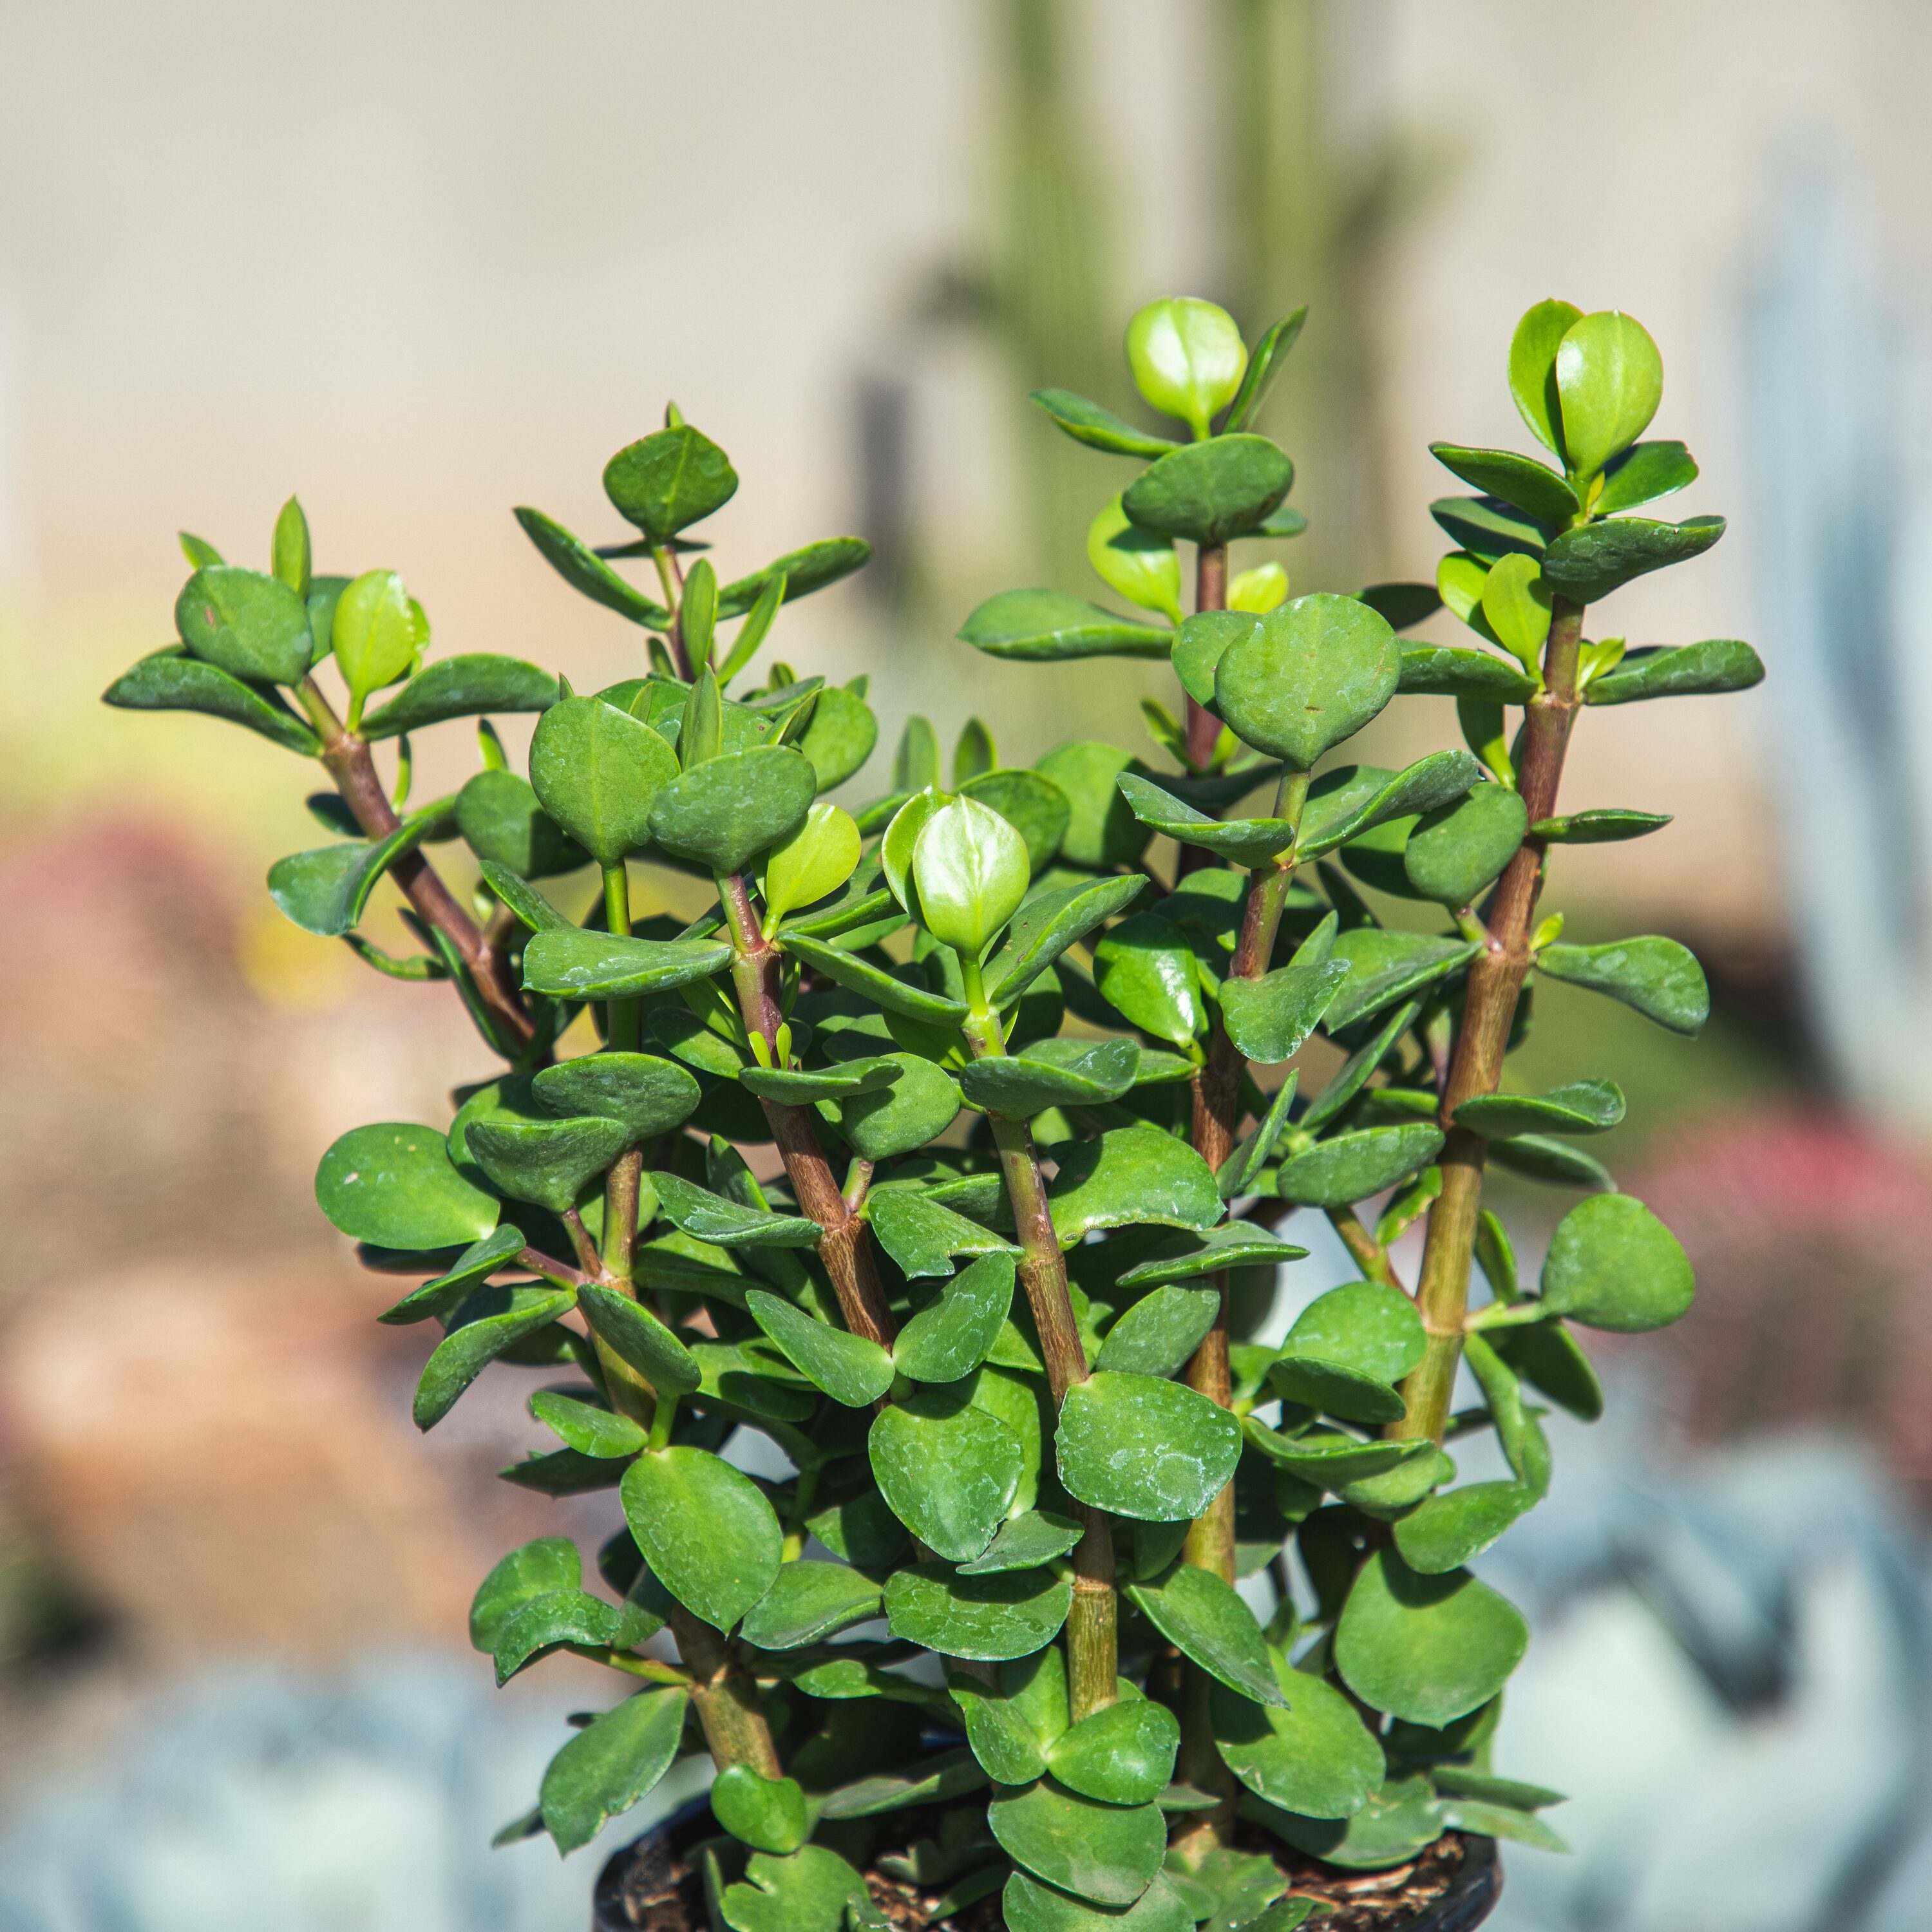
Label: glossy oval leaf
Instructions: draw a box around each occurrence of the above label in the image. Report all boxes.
[820,1051,961,1160]
[528,697,678,867]
[603,424,737,539]
[1215,594,1399,770]
[1050,1128,1222,1247]
[893,1251,1017,1383]
[989,1779,1167,1907]
[960,589,1172,663]
[1456,1079,1624,1137]
[1045,1699,1179,1806]
[578,1282,701,1396]
[1555,310,1663,480]
[1122,1562,1284,1707]
[1222,960,1352,1065]
[1586,638,1763,705]
[747,1287,893,1406]
[175,565,314,686]
[870,1387,1025,1561]
[532,1052,701,1141]
[1122,435,1293,547]
[1428,443,1578,526]
[1540,1191,1693,1332]
[620,1446,781,1631]
[538,1687,688,1855]
[1540,515,1725,603]
[1056,1371,1242,1521]
[1095,1287,1219,1378]
[103,649,322,755]
[884,1562,1072,1662]
[1276,1124,1443,1209]
[316,1122,500,1248]
[1036,743,1151,869]
[1212,1662,1385,1819]
[740,1560,884,1651]
[522,929,730,999]
[1403,784,1528,907]
[1334,1549,1529,1726]
[649,745,817,877]
[1392,1481,1538,1575]
[465,1114,630,1215]
[1537,935,1708,1034]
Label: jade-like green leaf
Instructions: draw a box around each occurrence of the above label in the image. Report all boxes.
[1428,442,1579,526]
[1122,1562,1284,1707]
[492,1586,660,1684]
[990,1779,1168,1907]
[1116,1224,1305,1287]
[498,1448,630,1495]
[1541,515,1726,603]
[739,1561,883,1651]
[793,682,877,791]
[1036,743,1152,868]
[960,769,1072,876]
[317,1121,500,1248]
[1296,752,1485,862]
[760,800,859,928]
[985,873,1148,1004]
[1495,1320,1604,1421]
[951,1669,1050,1783]
[175,564,314,686]
[802,1488,911,1569]
[1403,784,1528,906]
[747,1288,892,1406]
[330,570,421,707]
[958,1509,1084,1575]
[1395,645,1537,704]
[893,1252,1017,1383]
[465,1115,630,1215]
[1050,1128,1222,1247]
[1244,1423,1431,1493]
[1276,1124,1443,1209]
[1089,495,1182,623]
[1170,609,1258,707]
[1340,1446,1454,1519]
[1003,1873,1195,1932]
[538,1686,688,1855]
[1095,1287,1219,1378]
[1321,931,1480,1032]
[1267,1358,1406,1427]
[649,745,817,876]
[1585,637,1764,705]
[870,1387,1025,1560]
[521,928,730,999]
[1046,1700,1179,1806]
[1430,495,1551,563]
[1555,310,1663,479]
[381,1224,526,1325]
[1479,552,1551,671]
[716,537,872,620]
[737,1059,897,1105]
[470,1536,580,1649]
[577,1283,701,1396]
[527,697,677,867]
[1215,594,1399,770]
[884,1562,1072,1661]
[710,1765,808,1856]
[1537,935,1708,1034]
[959,588,1173,662]
[1122,435,1293,548]
[913,794,1031,958]
[361,653,562,739]
[455,770,585,879]
[1244,1777,1446,1873]
[529,1388,647,1459]
[1457,1079,1624,1137]
[1126,297,1249,435]
[1221,960,1352,1065]
[102,648,321,754]
[603,424,737,540]
[1533,808,1672,843]
[1278,1278,1426,1382]
[1056,1371,1242,1521]
[415,1286,575,1429]
[816,1750,989,1817]
[1094,914,1205,1048]
[1224,305,1307,433]
[1031,386,1179,459]
[1509,298,1584,456]
[820,1051,961,1160]
[868,1190,1018,1281]
[1115,773,1296,866]
[779,933,968,1025]
[267,815,435,938]
[960,1038,1140,1119]
[532,1052,701,1142]
[620,1445,781,1630]
[1540,1192,1692,1331]
[478,862,570,935]
[652,1174,819,1247]
[1392,1482,1538,1575]
[1596,439,1698,516]
[719,1846,867,1932]
[1212,1660,1385,1819]
[516,507,671,627]
[1334,1549,1529,1725]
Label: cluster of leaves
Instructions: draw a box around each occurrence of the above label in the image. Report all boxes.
[102,295,1759,1932]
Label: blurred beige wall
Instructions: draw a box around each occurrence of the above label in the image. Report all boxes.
[0,0,1923,936]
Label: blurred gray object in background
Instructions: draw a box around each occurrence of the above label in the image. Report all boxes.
[0,1656,707,1932]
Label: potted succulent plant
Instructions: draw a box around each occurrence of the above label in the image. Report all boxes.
[104,290,1760,1932]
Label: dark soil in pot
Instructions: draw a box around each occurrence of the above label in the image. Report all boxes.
[592,1803,1500,1932]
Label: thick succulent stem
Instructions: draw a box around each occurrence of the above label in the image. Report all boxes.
[1182,542,1229,776]
[717,873,896,1347]
[1393,597,1585,1444]
[669,1604,784,1777]
[298,678,532,1046]
[960,976,1117,1722]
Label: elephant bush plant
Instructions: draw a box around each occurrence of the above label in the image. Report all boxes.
[105,293,1760,1931]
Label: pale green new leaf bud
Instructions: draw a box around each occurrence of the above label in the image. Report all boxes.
[911,795,1030,961]
[760,799,859,934]
[1125,298,1249,439]
[1087,495,1182,623]
[1555,310,1663,483]
[333,569,421,717]
[1228,562,1288,614]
